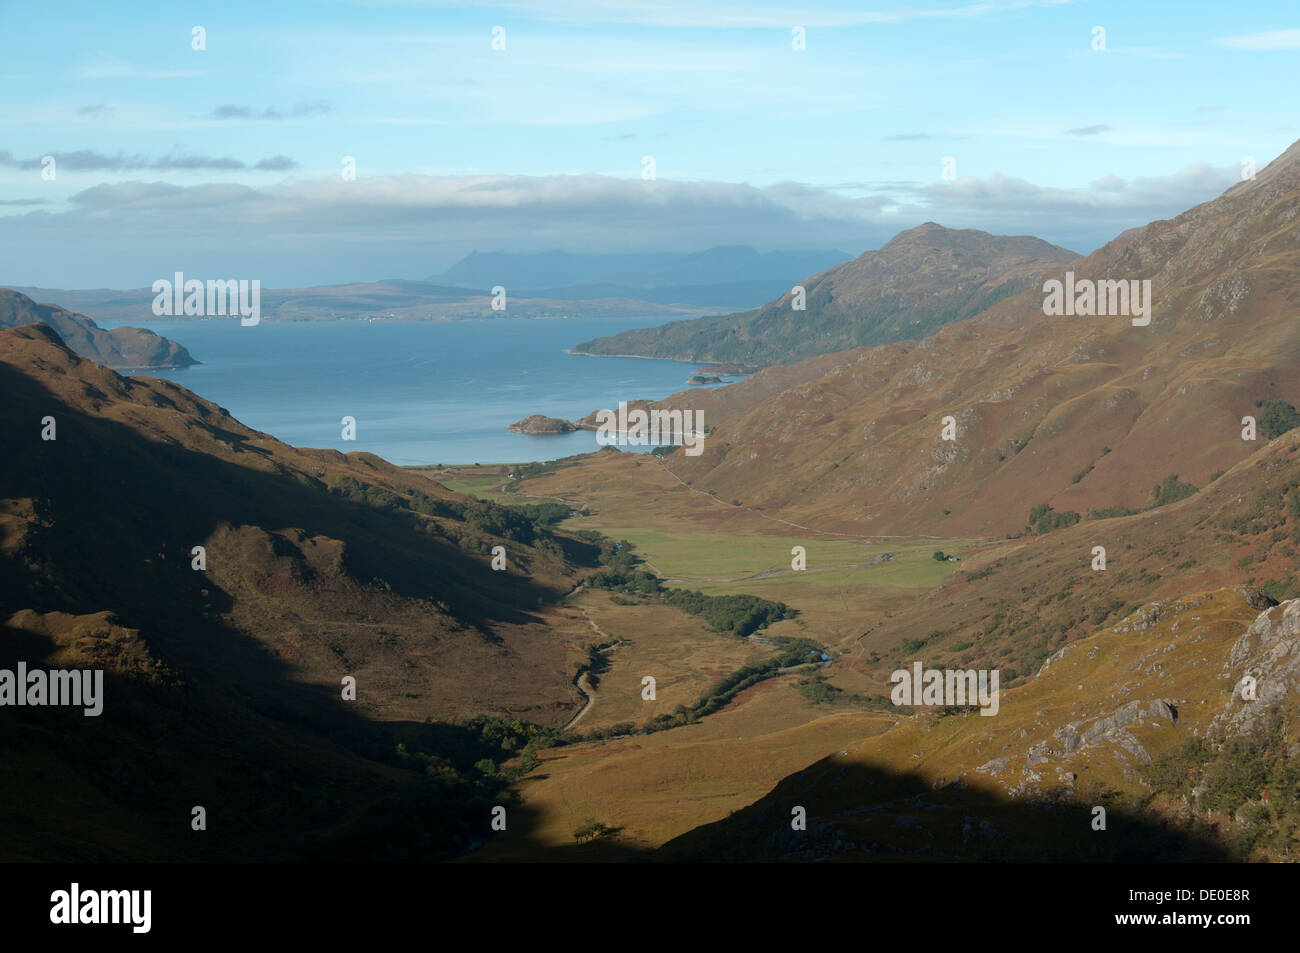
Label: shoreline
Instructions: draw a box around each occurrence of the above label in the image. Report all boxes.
[565,347,704,365]
[566,348,765,376]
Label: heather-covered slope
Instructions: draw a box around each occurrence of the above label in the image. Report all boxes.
[658,141,1300,540]
[573,224,1078,365]
[660,586,1297,861]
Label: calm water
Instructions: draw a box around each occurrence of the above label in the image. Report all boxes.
[109,317,722,465]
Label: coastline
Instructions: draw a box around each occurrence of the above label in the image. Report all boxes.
[564,347,703,364]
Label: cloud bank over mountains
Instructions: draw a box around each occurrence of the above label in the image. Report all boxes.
[1,161,1242,288]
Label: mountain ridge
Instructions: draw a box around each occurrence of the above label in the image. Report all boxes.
[572,223,1080,365]
[641,141,1300,539]
[0,287,196,369]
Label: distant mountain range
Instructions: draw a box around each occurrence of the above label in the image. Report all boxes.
[433,245,852,290]
[573,225,1079,364]
[4,280,701,326]
[6,246,854,330]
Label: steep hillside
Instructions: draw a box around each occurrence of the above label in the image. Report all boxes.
[656,141,1300,540]
[573,224,1078,365]
[0,287,196,368]
[0,323,599,860]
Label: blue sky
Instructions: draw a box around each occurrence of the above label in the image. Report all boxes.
[1,0,1297,287]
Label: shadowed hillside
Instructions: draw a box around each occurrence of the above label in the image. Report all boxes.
[0,323,613,860]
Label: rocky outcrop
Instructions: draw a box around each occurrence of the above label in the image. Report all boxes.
[1214,597,1300,735]
[1111,602,1166,633]
[1054,699,1179,761]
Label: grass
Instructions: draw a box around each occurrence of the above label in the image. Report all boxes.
[468,692,893,859]
[438,475,512,500]
[571,525,973,590]
[561,591,771,730]
[441,447,1295,861]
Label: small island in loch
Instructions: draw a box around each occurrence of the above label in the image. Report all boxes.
[505,414,578,434]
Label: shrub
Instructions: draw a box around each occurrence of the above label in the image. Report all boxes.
[1027,503,1080,535]
[795,675,842,705]
[1149,474,1199,508]
[1088,506,1137,520]
[573,820,614,843]
[1255,399,1300,440]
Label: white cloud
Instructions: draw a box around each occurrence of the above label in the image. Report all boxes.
[1218,29,1300,51]
[0,158,1253,286]
[350,0,1074,29]
[914,162,1237,218]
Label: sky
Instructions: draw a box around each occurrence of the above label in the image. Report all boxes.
[1,0,1297,288]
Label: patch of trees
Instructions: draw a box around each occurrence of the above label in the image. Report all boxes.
[1145,709,1299,859]
[1026,503,1081,535]
[314,713,572,860]
[432,714,569,769]
[660,589,793,638]
[584,561,794,638]
[1148,474,1199,508]
[512,460,560,480]
[579,534,641,574]
[581,641,614,689]
[898,629,948,655]
[584,566,663,596]
[573,820,617,843]
[327,474,570,547]
[1087,506,1137,520]
[795,674,842,705]
[574,636,829,740]
[689,637,824,717]
[1218,477,1300,539]
[1255,399,1300,440]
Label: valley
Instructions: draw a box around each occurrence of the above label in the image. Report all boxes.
[4,138,1300,867]
[430,418,1300,861]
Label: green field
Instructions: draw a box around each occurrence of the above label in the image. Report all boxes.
[439,475,511,499]
[568,524,971,592]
